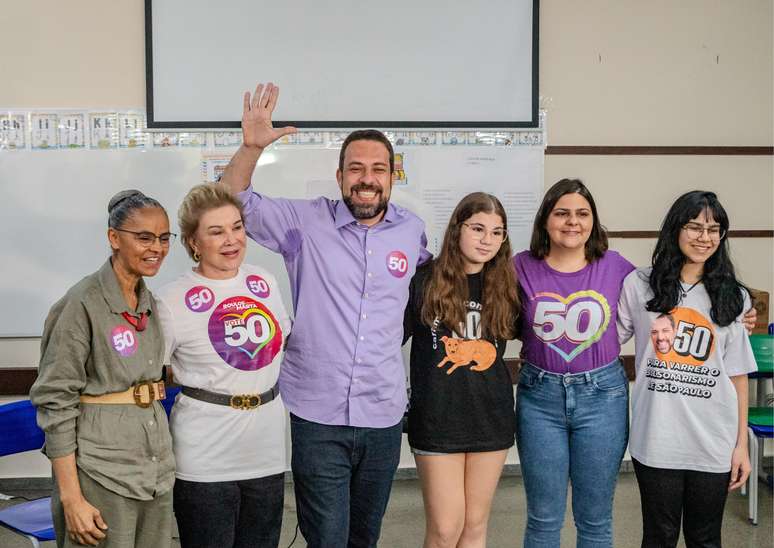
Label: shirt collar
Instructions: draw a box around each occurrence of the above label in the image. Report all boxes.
[98,258,153,315]
[333,200,398,229]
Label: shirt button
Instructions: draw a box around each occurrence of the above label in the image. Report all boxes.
[151,456,158,462]
[148,360,153,365]
[362,314,367,319]
[367,249,373,255]
[367,272,373,278]
[357,358,363,363]
[148,420,155,427]
[359,336,365,341]
[363,293,369,299]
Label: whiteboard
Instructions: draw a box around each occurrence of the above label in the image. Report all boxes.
[0,150,287,337]
[0,145,542,336]
[146,0,539,129]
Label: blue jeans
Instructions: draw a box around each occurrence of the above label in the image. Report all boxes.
[173,473,285,548]
[289,413,402,548]
[515,360,629,548]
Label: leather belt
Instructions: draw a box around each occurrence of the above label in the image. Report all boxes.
[181,383,279,411]
[79,381,166,409]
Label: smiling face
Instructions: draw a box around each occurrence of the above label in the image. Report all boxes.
[678,208,721,267]
[458,211,506,274]
[190,205,246,279]
[546,192,593,253]
[336,139,393,226]
[650,314,676,354]
[108,206,170,278]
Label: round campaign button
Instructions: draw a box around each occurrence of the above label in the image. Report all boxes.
[246,275,271,298]
[386,250,409,278]
[109,325,138,357]
[185,286,215,313]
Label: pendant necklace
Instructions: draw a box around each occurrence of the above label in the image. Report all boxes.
[680,279,702,299]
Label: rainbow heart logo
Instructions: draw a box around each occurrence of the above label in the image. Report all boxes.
[533,290,611,362]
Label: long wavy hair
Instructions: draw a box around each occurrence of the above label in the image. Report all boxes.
[646,190,745,326]
[421,192,519,340]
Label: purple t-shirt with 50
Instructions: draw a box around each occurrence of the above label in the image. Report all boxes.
[514,250,635,374]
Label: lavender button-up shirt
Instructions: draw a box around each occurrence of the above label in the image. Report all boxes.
[239,187,430,427]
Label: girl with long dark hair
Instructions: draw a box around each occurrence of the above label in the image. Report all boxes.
[404,192,519,548]
[618,191,755,547]
[514,179,634,548]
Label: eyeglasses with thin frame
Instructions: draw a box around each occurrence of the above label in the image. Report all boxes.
[114,228,177,247]
[461,222,508,242]
[681,223,726,241]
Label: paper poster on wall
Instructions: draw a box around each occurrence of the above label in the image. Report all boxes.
[58,113,86,149]
[119,113,146,148]
[0,114,26,150]
[30,113,59,150]
[89,113,118,149]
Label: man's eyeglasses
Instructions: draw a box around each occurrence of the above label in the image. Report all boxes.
[115,228,177,247]
[461,222,508,242]
[681,223,726,241]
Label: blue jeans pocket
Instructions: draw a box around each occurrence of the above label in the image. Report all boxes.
[591,367,628,396]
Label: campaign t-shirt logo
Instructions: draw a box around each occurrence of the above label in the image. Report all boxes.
[386,250,409,278]
[109,325,138,357]
[531,290,611,362]
[649,307,716,366]
[208,296,282,371]
[185,286,214,313]
[246,275,270,298]
[645,307,718,400]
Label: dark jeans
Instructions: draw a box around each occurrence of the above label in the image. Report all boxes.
[289,413,402,548]
[173,473,285,548]
[633,459,730,548]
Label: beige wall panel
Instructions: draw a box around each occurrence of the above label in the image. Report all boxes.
[545,155,774,230]
[541,0,774,145]
[1,1,145,107]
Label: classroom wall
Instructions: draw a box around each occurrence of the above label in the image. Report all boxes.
[1,0,772,476]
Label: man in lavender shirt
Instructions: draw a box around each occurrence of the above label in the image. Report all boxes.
[220,83,430,547]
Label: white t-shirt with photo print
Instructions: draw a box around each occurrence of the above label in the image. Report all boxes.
[156,265,291,482]
[617,268,756,473]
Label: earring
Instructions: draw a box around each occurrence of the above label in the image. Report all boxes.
[193,251,200,262]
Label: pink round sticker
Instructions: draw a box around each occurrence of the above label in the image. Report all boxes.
[208,296,283,371]
[246,275,270,298]
[386,250,409,278]
[109,325,138,357]
[185,286,214,313]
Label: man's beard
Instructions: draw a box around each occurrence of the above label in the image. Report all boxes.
[343,184,389,220]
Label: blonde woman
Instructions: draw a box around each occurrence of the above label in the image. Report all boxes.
[155,184,291,548]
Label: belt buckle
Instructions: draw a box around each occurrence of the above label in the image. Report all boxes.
[230,393,261,411]
[133,381,155,408]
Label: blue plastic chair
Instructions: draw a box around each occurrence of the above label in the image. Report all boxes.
[0,390,180,546]
[0,399,53,547]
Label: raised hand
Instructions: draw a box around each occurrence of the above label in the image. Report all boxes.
[241,82,297,149]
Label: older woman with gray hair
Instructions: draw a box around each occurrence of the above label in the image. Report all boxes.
[30,190,176,547]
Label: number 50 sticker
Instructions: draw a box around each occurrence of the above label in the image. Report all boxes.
[386,251,409,278]
[185,286,214,313]
[110,325,138,357]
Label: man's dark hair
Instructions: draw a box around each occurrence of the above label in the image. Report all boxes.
[338,130,395,173]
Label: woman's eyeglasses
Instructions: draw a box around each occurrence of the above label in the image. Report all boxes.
[115,228,177,247]
[461,222,508,242]
[681,223,726,241]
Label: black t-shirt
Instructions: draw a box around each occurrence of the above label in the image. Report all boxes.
[403,263,516,453]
